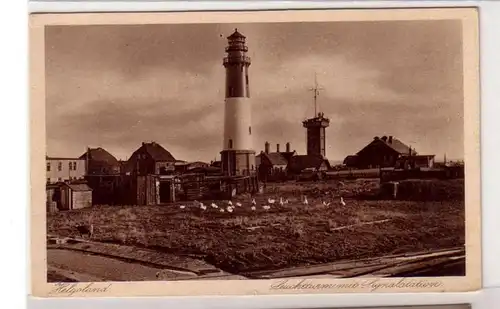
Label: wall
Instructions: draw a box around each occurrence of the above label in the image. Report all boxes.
[357,142,399,169]
[306,127,321,156]
[46,159,86,183]
[72,191,92,210]
[59,186,71,210]
[234,151,256,176]
[46,186,59,213]
[155,161,175,174]
[259,165,287,182]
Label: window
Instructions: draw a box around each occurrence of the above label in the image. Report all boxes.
[248,126,252,135]
[69,162,73,170]
[73,161,77,170]
[46,178,50,183]
[46,162,51,172]
[228,139,233,149]
[58,162,62,171]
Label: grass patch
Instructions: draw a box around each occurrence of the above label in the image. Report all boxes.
[47,179,465,274]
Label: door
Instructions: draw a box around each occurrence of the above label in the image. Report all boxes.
[159,181,171,204]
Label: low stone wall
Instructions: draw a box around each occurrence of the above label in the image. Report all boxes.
[380,179,464,201]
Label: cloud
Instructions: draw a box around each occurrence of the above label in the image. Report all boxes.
[45,20,464,162]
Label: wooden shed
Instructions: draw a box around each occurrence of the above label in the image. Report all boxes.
[60,183,93,210]
[46,184,61,213]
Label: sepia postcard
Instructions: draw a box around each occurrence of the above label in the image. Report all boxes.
[29,8,481,297]
[318,304,471,309]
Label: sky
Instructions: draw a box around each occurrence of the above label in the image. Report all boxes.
[45,20,464,162]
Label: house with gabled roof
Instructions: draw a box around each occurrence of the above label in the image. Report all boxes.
[344,136,435,169]
[79,147,121,175]
[286,154,331,175]
[123,142,177,175]
[256,141,297,182]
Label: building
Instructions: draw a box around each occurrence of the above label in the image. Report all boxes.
[59,182,93,210]
[124,142,177,175]
[79,147,121,175]
[344,135,435,169]
[46,156,86,183]
[286,154,331,175]
[46,183,60,213]
[174,161,210,174]
[395,154,436,170]
[303,112,330,158]
[220,29,256,176]
[256,142,296,181]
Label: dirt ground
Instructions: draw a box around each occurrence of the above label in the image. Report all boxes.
[47,179,465,275]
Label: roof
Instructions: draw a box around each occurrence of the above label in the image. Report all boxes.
[137,142,176,162]
[46,156,84,161]
[400,154,436,158]
[64,183,92,191]
[357,136,417,156]
[228,29,245,40]
[343,155,359,165]
[189,166,221,174]
[79,147,120,165]
[384,138,416,154]
[259,152,288,166]
[287,155,330,173]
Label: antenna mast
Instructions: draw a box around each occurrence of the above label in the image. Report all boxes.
[308,72,324,117]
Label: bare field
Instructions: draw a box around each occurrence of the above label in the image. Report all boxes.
[47,179,465,274]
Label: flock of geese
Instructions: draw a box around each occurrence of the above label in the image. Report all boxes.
[74,196,348,239]
[177,196,347,213]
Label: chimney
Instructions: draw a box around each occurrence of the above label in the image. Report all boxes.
[388,136,393,144]
[286,142,290,153]
[381,136,388,142]
[265,141,270,154]
[276,144,280,153]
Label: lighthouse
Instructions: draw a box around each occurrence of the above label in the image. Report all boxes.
[220,29,255,176]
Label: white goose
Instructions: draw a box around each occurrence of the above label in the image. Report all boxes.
[211,202,218,209]
[340,197,346,206]
[262,205,271,210]
[227,201,233,206]
[303,196,309,205]
[268,198,276,204]
[226,206,234,213]
[179,205,186,209]
[251,206,256,211]
[251,198,256,206]
[235,202,242,207]
[279,197,284,206]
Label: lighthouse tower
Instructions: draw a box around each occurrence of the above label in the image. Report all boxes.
[220,29,256,176]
